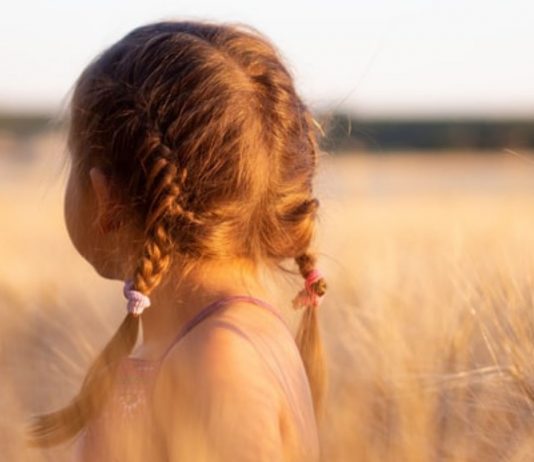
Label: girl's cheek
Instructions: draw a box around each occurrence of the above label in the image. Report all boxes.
[64,171,91,260]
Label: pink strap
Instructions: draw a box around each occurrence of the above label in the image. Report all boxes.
[292,268,325,310]
[123,280,151,316]
[156,294,289,362]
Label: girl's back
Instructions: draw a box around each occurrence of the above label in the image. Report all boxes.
[75,296,320,461]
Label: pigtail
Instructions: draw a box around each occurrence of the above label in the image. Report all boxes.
[294,252,327,419]
[27,146,184,447]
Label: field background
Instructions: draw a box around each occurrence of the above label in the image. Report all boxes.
[3,131,534,461]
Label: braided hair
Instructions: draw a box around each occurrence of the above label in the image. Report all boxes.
[28,19,328,446]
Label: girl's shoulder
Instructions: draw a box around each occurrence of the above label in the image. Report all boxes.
[152,298,302,459]
[157,297,298,396]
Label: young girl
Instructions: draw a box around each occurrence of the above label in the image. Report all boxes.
[28,19,327,462]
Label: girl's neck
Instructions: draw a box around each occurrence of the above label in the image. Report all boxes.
[130,260,270,360]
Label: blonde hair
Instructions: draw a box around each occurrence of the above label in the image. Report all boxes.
[28,19,328,447]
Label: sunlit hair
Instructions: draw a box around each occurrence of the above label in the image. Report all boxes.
[28,19,328,447]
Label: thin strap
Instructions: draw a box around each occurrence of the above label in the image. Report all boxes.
[155,294,288,363]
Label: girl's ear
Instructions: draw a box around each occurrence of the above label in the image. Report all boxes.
[89,167,121,233]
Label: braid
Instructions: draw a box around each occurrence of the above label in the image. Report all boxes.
[28,128,199,447]
[143,155,201,233]
[248,47,328,416]
[134,128,206,293]
[133,221,174,293]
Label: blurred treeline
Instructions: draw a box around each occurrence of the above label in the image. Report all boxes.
[319,112,534,152]
[1,110,534,154]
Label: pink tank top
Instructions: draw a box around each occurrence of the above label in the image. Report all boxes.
[74,295,319,461]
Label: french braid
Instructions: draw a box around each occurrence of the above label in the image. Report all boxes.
[28,126,195,448]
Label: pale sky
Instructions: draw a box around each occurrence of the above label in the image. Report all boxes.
[2,0,533,118]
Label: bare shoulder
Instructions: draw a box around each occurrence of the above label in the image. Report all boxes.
[152,301,293,461]
[160,299,293,391]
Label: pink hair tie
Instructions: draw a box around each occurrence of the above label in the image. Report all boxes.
[292,268,325,310]
[123,279,151,316]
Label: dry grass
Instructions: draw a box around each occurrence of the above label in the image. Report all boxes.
[3,133,534,461]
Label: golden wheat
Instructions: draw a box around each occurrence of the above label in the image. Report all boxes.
[3,134,534,461]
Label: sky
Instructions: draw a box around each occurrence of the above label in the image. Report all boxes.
[1,0,533,118]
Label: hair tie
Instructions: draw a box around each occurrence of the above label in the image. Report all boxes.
[292,268,325,310]
[123,279,151,316]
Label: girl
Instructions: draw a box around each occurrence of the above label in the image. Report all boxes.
[28,19,327,462]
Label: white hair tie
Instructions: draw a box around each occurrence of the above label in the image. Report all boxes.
[123,279,151,316]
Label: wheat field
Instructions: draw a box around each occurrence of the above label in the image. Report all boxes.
[3,131,534,461]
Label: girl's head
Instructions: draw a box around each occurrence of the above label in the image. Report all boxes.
[31,19,327,446]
